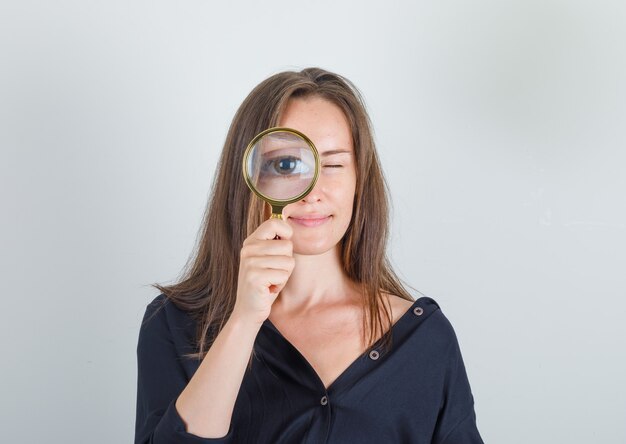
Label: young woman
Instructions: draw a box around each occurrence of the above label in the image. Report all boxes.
[135,68,483,443]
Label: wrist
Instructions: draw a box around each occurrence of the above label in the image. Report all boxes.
[227,310,265,332]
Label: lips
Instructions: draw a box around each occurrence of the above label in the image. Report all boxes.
[289,214,329,220]
[288,215,331,227]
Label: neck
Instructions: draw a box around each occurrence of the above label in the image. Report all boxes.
[273,245,360,316]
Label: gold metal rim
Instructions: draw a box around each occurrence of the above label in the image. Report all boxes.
[242,127,320,208]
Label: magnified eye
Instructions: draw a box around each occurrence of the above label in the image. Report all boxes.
[261,156,311,176]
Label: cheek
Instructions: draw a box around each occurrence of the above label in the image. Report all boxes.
[335,188,356,226]
[338,176,357,210]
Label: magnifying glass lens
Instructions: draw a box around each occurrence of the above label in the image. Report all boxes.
[247,132,316,201]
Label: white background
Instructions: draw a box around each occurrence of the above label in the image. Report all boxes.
[1,1,625,443]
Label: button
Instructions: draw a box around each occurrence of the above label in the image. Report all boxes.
[369,350,380,360]
[413,306,424,316]
[320,395,328,406]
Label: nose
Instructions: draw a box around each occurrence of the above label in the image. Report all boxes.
[301,174,325,203]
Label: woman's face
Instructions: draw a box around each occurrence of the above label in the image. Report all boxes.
[278,96,357,256]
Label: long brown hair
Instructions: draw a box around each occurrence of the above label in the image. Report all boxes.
[152,67,416,361]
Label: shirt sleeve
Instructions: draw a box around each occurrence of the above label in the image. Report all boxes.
[134,296,235,444]
[440,410,483,444]
[432,313,484,444]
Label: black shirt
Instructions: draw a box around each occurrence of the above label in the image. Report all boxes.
[135,294,483,443]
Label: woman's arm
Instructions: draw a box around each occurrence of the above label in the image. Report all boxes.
[175,216,294,437]
[136,218,293,443]
[432,312,484,444]
[135,297,261,443]
[174,313,261,438]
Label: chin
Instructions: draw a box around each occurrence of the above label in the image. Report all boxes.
[292,239,338,256]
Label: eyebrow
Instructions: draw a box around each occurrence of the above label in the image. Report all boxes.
[320,149,352,157]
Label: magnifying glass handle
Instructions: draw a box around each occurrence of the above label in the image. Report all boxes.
[272,217,281,239]
[270,207,283,240]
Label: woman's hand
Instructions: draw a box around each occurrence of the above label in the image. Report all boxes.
[232,218,295,326]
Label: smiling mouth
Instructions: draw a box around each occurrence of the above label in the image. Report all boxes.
[288,215,331,227]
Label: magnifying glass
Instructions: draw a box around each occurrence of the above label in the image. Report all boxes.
[242,127,320,220]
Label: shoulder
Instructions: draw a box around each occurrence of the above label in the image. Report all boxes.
[382,292,423,323]
[137,294,197,352]
[407,295,461,353]
[389,295,415,317]
[140,294,178,331]
[383,292,458,348]
[140,293,168,324]
[384,292,442,324]
[141,293,196,325]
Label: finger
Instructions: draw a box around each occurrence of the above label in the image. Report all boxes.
[246,256,295,273]
[252,218,293,241]
[248,269,291,291]
[242,239,293,257]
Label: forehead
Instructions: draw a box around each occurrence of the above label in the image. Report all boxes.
[278,96,354,155]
